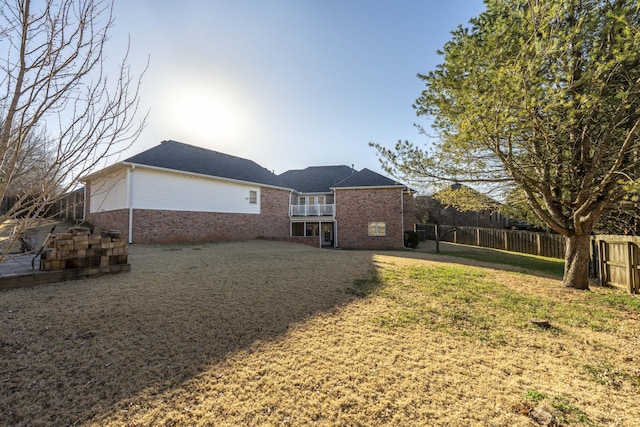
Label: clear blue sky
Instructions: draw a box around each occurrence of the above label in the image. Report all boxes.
[110,0,486,175]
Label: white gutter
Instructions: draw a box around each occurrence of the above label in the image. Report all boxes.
[330,184,404,191]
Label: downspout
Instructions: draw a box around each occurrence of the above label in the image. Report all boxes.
[333,189,338,248]
[401,188,410,249]
[128,165,135,244]
[289,190,293,237]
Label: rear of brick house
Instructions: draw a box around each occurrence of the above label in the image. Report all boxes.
[83,140,414,250]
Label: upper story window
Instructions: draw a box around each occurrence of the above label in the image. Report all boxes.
[249,190,257,204]
[297,195,326,205]
[368,222,386,236]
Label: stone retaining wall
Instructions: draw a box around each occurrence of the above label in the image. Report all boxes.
[40,228,128,271]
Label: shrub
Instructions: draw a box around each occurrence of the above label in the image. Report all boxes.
[404,231,419,248]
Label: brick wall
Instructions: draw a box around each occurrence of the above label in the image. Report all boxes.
[86,187,291,244]
[403,192,416,232]
[335,187,405,250]
[257,187,292,238]
[85,209,130,242]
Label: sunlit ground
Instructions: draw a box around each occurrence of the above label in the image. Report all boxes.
[1,240,637,426]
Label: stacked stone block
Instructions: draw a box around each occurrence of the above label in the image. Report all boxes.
[40,227,128,271]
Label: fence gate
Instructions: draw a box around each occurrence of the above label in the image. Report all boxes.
[596,239,640,294]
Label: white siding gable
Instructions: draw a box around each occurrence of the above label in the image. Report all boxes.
[132,168,260,214]
[89,168,128,213]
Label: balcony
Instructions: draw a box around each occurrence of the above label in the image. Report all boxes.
[290,203,335,217]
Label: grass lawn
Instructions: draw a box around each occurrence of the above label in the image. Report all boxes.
[422,240,566,277]
[0,240,638,426]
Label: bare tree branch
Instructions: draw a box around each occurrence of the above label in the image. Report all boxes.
[0,0,147,260]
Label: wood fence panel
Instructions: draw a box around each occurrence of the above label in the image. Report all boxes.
[594,236,640,293]
[415,224,638,294]
[605,242,628,287]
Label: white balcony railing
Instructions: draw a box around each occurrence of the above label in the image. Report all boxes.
[290,203,335,217]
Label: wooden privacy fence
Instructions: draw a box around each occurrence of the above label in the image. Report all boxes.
[416,224,566,259]
[595,235,640,294]
[416,224,640,293]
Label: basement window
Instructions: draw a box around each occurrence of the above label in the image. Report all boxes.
[368,222,386,236]
[249,190,257,204]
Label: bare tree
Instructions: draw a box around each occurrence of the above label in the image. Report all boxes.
[0,0,146,259]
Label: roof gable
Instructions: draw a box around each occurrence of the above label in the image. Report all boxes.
[332,168,403,188]
[124,140,289,188]
[278,165,355,193]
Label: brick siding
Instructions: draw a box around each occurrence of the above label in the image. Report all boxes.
[335,187,405,250]
[84,180,414,249]
[85,209,130,242]
[403,192,416,232]
[85,187,291,244]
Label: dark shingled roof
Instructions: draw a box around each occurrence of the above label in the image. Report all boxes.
[124,140,290,188]
[332,168,403,188]
[278,165,356,193]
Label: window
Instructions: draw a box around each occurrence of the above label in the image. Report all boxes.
[292,223,304,236]
[249,190,257,204]
[306,223,319,236]
[368,222,386,236]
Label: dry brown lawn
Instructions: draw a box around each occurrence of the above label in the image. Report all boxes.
[0,240,638,426]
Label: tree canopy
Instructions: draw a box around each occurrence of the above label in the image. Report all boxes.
[372,0,640,289]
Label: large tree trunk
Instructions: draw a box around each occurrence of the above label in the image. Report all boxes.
[563,234,591,290]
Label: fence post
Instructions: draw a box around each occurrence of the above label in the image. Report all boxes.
[598,240,607,286]
[626,242,640,294]
[626,242,634,294]
[633,244,640,294]
[589,237,597,279]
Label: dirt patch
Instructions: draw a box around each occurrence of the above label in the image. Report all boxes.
[0,240,637,426]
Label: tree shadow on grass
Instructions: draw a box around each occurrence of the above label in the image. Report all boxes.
[415,240,565,279]
[0,241,381,425]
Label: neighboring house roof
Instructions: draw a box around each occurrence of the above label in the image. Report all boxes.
[332,168,403,189]
[279,165,356,193]
[123,140,290,188]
